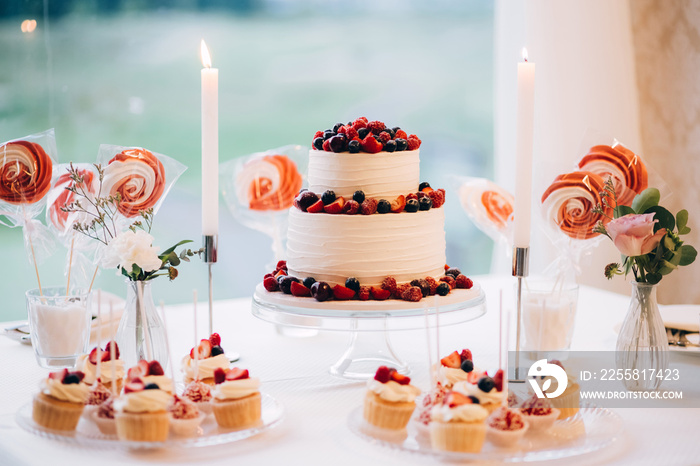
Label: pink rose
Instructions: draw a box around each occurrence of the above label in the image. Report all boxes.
[606,213,667,257]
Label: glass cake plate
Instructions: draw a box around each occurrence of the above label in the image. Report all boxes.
[15,392,283,450]
[252,283,487,379]
[348,401,623,462]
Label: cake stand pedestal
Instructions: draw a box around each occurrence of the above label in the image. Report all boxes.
[251,283,487,380]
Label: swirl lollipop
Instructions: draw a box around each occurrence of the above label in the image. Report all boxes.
[541,171,612,240]
[101,148,166,218]
[0,140,53,205]
[578,144,647,207]
[236,154,302,211]
[458,178,514,238]
[47,166,96,233]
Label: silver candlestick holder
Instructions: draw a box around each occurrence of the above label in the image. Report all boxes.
[511,246,529,383]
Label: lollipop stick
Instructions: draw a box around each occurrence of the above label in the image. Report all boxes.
[66,233,75,294]
[109,300,116,397]
[27,229,44,297]
[159,300,176,383]
[95,289,102,385]
[137,281,152,360]
[193,289,199,381]
[88,265,99,293]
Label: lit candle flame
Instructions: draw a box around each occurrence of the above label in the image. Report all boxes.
[21,19,37,33]
[200,40,212,69]
[522,47,528,62]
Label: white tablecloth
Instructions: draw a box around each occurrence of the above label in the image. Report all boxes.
[1,275,698,466]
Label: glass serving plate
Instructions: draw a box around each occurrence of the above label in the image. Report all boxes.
[16,393,283,449]
[348,402,623,462]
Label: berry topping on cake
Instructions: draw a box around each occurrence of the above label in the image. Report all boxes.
[360,198,378,215]
[274,269,287,280]
[333,284,356,300]
[405,198,419,212]
[183,380,212,403]
[410,279,429,298]
[401,286,423,302]
[360,135,383,154]
[440,275,456,289]
[347,139,361,153]
[391,371,411,385]
[384,140,397,152]
[321,190,336,205]
[428,189,445,208]
[461,359,474,373]
[390,195,406,213]
[367,120,386,134]
[370,287,391,300]
[124,380,146,393]
[62,372,85,385]
[407,134,422,150]
[263,276,279,292]
[395,138,408,151]
[342,199,360,214]
[374,366,393,383]
[406,192,418,202]
[144,383,160,390]
[358,286,371,301]
[493,369,504,392]
[418,197,432,211]
[436,282,450,296]
[345,277,360,292]
[148,360,165,376]
[310,282,332,302]
[290,281,312,297]
[455,274,474,289]
[193,340,212,359]
[313,137,324,150]
[377,199,391,214]
[225,368,250,381]
[395,129,408,139]
[418,182,431,191]
[352,190,365,204]
[444,391,473,407]
[324,196,345,214]
[306,199,325,213]
[352,117,368,130]
[213,368,226,385]
[445,268,461,278]
[395,283,411,298]
[211,345,225,357]
[303,277,316,289]
[295,191,319,212]
[424,276,439,295]
[378,131,392,143]
[477,376,495,393]
[381,276,398,295]
[357,127,369,139]
[127,360,150,379]
[441,351,462,369]
[209,333,222,347]
[279,276,301,294]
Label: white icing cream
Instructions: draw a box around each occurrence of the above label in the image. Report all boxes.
[181,354,230,380]
[436,366,470,387]
[213,378,260,401]
[286,208,446,286]
[430,403,488,423]
[41,379,90,404]
[366,379,421,403]
[114,389,171,413]
[307,149,420,200]
[140,375,174,394]
[453,381,504,406]
[76,354,125,385]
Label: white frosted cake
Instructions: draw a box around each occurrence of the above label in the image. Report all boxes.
[262,117,473,303]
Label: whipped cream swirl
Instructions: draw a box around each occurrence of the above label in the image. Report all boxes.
[181,353,230,380]
[213,378,260,401]
[366,379,421,403]
[114,389,171,413]
[452,380,504,406]
[140,375,173,394]
[76,353,125,385]
[41,379,90,404]
[430,403,488,423]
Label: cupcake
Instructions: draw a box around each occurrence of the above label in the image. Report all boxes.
[92,397,117,435]
[486,407,528,447]
[417,382,447,427]
[126,360,174,394]
[546,360,580,419]
[182,379,213,415]
[453,369,505,414]
[32,369,90,431]
[75,341,125,393]
[519,394,560,432]
[211,367,261,429]
[114,379,171,442]
[429,391,489,453]
[168,395,205,437]
[363,366,421,430]
[84,380,112,418]
[435,349,485,388]
[181,333,230,386]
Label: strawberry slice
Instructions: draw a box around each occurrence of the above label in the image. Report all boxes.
[307,199,325,213]
[323,196,345,214]
[493,369,504,392]
[290,281,311,297]
[274,269,287,279]
[197,339,212,359]
[209,333,222,347]
[390,371,411,386]
[214,367,227,385]
[124,379,145,393]
[421,186,434,194]
[390,195,406,213]
[225,368,250,381]
[460,349,473,362]
[48,369,68,380]
[440,351,462,369]
[374,366,394,383]
[370,287,391,300]
[127,360,150,380]
[100,341,120,361]
[360,135,383,154]
[148,360,164,376]
[444,391,472,407]
[88,347,99,365]
[333,284,355,300]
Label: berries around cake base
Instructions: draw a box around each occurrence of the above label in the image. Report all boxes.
[261,263,473,303]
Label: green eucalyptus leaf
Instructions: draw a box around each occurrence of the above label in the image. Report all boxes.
[160,239,193,257]
[632,188,660,214]
[677,210,689,231]
[645,206,675,233]
[679,245,697,266]
[167,251,180,266]
[679,226,691,235]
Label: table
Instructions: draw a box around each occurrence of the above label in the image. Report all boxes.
[1,275,699,466]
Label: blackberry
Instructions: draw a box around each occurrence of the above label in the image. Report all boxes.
[419,197,432,211]
[211,345,225,356]
[405,199,419,212]
[313,137,324,150]
[321,190,337,205]
[303,277,317,289]
[345,277,360,292]
[353,190,366,204]
[144,383,160,390]
[348,140,360,153]
[377,199,391,214]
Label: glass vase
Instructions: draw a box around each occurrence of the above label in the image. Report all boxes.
[615,281,668,390]
[115,280,169,370]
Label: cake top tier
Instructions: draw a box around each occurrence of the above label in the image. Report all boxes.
[311,117,422,154]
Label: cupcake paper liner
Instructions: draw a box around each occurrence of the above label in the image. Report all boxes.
[212,392,262,429]
[362,392,415,430]
[115,411,169,442]
[550,385,580,419]
[429,420,486,453]
[32,393,84,431]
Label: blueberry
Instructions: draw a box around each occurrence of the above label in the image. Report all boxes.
[313,137,324,150]
[419,197,432,211]
[144,383,160,390]
[358,128,369,139]
[303,277,317,289]
[328,134,347,153]
[348,140,360,153]
[384,128,395,138]
[211,345,225,356]
[277,275,286,287]
[468,395,480,404]
[333,122,344,133]
[391,126,401,134]
[446,268,462,278]
[419,182,431,191]
[310,281,332,302]
[321,190,337,205]
[410,279,429,297]
[296,191,319,212]
[461,359,474,373]
[377,200,391,214]
[384,140,397,152]
[353,190,365,204]
[405,199,419,212]
[345,277,360,292]
[477,376,495,393]
[323,130,335,140]
[436,282,450,296]
[280,276,301,294]
[63,374,81,385]
[395,138,408,151]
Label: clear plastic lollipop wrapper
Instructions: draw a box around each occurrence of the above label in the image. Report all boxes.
[220,144,306,268]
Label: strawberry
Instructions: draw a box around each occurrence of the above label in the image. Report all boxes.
[124,380,145,393]
[290,281,311,297]
[360,135,383,154]
[48,369,68,380]
[395,129,408,139]
[444,391,471,407]
[88,347,99,365]
[263,276,279,292]
[421,186,434,194]
[274,269,287,279]
[342,199,360,215]
[209,332,222,347]
[390,195,406,213]
[225,368,250,381]
[367,120,386,134]
[358,286,371,301]
[306,199,325,213]
[104,341,120,360]
[197,339,212,359]
[440,351,462,369]
[493,369,504,392]
[148,360,164,376]
[374,366,394,383]
[127,360,150,380]
[390,371,411,386]
[460,349,473,362]
[333,284,355,300]
[324,196,345,214]
[214,367,227,384]
[444,264,450,271]
[370,287,391,300]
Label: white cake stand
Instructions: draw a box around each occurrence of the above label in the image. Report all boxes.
[251,283,487,379]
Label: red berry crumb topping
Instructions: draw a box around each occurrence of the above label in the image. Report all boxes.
[401,286,423,302]
[381,276,398,296]
[455,274,473,289]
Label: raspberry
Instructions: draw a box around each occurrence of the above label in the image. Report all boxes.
[402,286,423,302]
[381,276,397,296]
[428,189,446,208]
[313,130,323,139]
[343,199,360,215]
[360,198,378,215]
[352,118,367,130]
[395,129,408,139]
[378,131,392,143]
[344,127,359,141]
[395,283,411,298]
[440,275,456,289]
[322,139,331,152]
[455,274,473,289]
[407,138,420,151]
[358,286,371,301]
[406,193,418,201]
[367,120,386,134]
[424,277,438,295]
[408,133,421,141]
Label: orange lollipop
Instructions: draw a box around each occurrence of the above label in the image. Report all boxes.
[481,190,514,231]
[578,144,647,207]
[240,155,302,211]
[48,168,95,231]
[0,140,53,205]
[101,148,166,218]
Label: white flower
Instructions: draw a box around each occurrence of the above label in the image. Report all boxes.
[102,230,162,273]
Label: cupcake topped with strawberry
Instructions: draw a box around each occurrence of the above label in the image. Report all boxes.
[75,341,124,391]
[436,349,486,388]
[126,360,173,394]
[453,369,505,414]
[211,367,262,429]
[363,366,421,430]
[181,332,230,386]
[41,369,90,403]
[32,369,91,431]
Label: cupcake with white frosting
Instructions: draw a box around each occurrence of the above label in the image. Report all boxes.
[211,367,261,429]
[32,369,90,431]
[363,366,421,430]
[429,391,489,453]
[181,332,230,386]
[114,378,171,441]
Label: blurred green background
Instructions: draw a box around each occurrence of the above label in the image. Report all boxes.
[0,0,494,322]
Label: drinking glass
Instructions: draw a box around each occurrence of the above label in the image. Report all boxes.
[521,279,579,352]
